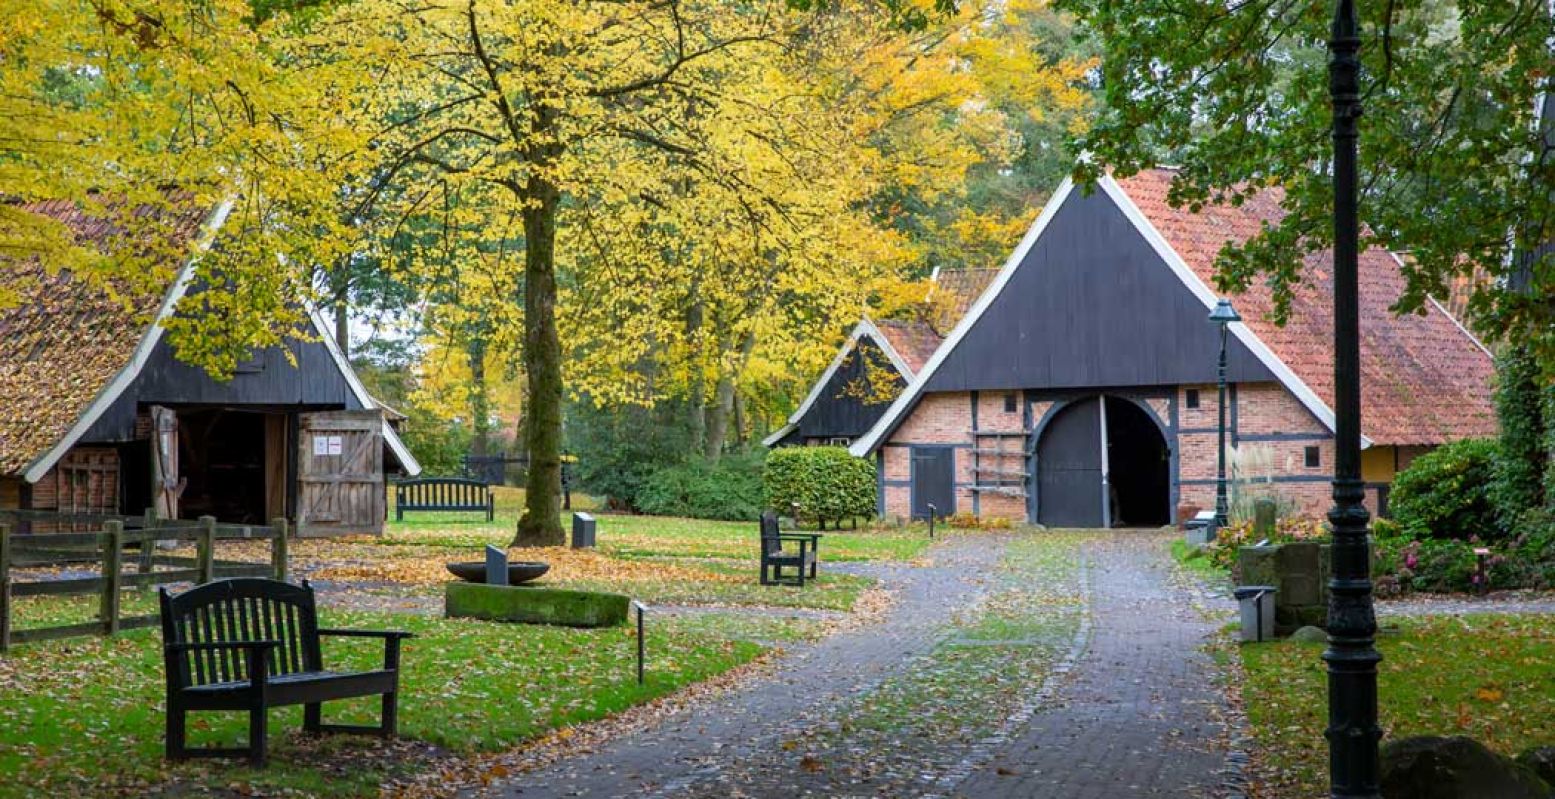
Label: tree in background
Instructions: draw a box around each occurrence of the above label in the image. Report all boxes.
[1056,0,1550,344]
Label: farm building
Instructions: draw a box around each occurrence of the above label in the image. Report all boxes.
[849,168,1496,527]
[764,269,994,448]
[0,195,420,536]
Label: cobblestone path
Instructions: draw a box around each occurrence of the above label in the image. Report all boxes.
[951,532,1238,799]
[480,532,1241,799]
[481,534,1011,799]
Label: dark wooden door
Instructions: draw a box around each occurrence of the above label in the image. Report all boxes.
[910,447,954,520]
[1037,398,1104,527]
[297,411,385,537]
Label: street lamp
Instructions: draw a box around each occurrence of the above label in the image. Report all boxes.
[1208,298,1240,530]
[1325,0,1382,794]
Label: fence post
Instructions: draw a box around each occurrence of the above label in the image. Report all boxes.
[271,517,289,582]
[101,521,123,636]
[197,516,216,584]
[1,522,11,653]
[138,506,158,575]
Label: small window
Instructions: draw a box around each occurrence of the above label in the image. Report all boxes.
[1305,446,1321,468]
[828,437,851,447]
[1185,389,1201,409]
[1004,393,1017,413]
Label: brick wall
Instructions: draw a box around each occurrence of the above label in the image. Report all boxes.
[878,381,1403,524]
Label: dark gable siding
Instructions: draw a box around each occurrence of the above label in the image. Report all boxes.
[794,337,905,441]
[925,189,1276,392]
[80,313,361,442]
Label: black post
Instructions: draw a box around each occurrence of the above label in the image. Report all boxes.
[1325,0,1382,794]
[927,503,937,538]
[1216,323,1231,528]
[635,601,646,685]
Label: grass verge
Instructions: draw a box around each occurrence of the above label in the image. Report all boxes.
[1239,614,1555,797]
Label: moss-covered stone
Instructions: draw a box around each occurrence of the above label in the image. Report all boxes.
[445,582,630,628]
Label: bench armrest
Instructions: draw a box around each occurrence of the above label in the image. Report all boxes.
[318,628,411,671]
[317,628,415,640]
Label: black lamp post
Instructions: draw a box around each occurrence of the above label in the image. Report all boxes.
[1208,298,1240,529]
[1325,0,1382,794]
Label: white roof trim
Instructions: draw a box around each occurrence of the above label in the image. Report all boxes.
[760,421,798,448]
[307,305,422,476]
[23,197,236,483]
[1093,175,1368,446]
[766,318,916,448]
[852,177,1077,456]
[851,171,1369,458]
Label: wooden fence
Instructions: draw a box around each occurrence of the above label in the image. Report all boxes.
[0,511,288,652]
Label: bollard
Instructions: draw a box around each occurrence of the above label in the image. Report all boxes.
[631,600,648,685]
[927,503,937,539]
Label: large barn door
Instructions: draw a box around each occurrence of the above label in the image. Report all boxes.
[297,410,385,537]
[150,405,183,521]
[1036,398,1105,527]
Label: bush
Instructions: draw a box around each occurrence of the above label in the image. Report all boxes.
[763,446,876,528]
[636,453,766,521]
[1210,515,1329,573]
[568,399,693,511]
[1390,438,1501,540]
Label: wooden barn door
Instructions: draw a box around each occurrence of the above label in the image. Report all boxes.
[1036,398,1105,528]
[297,411,386,537]
[150,405,183,521]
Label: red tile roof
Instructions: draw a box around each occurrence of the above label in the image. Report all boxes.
[928,268,998,335]
[873,319,941,376]
[0,196,217,475]
[1116,168,1497,446]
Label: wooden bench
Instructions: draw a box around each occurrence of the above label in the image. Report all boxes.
[758,510,822,587]
[394,477,494,522]
[159,578,412,767]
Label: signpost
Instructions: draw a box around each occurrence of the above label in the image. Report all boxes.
[485,544,507,586]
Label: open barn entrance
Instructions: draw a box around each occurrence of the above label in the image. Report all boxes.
[172,408,288,524]
[1035,395,1170,528]
[1103,397,1170,527]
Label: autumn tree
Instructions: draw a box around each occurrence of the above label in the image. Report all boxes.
[1056,0,1552,342]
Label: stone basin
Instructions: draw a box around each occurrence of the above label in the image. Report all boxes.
[445,561,550,585]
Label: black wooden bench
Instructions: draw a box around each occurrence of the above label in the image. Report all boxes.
[758,510,822,586]
[394,477,494,521]
[159,578,412,767]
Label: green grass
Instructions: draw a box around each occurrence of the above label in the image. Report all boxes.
[0,604,818,798]
[1239,614,1555,797]
[1170,538,1229,585]
[385,486,934,563]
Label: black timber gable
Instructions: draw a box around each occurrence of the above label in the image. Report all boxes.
[788,337,905,444]
[924,188,1276,392]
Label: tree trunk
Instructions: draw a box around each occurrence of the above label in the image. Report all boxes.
[705,372,734,462]
[732,392,747,450]
[685,293,706,453]
[468,337,491,457]
[513,161,565,547]
[333,291,350,361]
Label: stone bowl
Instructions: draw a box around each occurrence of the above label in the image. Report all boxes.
[445,561,550,585]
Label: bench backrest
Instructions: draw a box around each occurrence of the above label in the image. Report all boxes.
[396,477,490,508]
[759,511,782,553]
[159,578,321,689]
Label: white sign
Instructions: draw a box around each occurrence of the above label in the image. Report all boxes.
[327,435,343,456]
[313,435,344,456]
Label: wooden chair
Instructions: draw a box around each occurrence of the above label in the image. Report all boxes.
[159,578,412,767]
[758,510,822,587]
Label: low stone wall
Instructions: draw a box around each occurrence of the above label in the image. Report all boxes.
[1238,541,1331,635]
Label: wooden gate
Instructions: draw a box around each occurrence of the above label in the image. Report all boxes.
[297,411,385,537]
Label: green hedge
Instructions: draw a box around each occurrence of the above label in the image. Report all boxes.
[637,453,766,521]
[1391,437,1501,540]
[763,446,875,527]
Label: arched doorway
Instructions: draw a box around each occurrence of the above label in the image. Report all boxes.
[1035,396,1170,528]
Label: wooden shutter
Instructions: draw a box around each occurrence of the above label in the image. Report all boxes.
[296,410,385,537]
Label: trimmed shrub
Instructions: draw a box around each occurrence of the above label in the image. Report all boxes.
[637,453,766,521]
[763,446,876,528]
[1391,438,1501,540]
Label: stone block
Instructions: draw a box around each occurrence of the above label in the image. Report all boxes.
[1382,736,1550,799]
[1238,546,1279,587]
[445,582,630,628]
